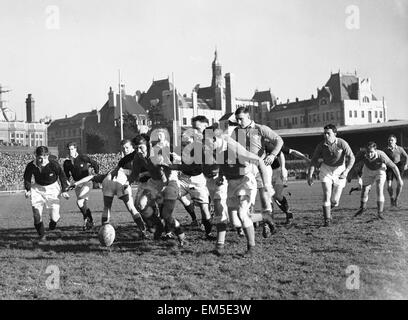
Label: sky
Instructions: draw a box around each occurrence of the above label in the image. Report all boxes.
[0,0,407,121]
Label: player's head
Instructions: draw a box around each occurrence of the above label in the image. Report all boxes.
[387,134,397,147]
[366,141,378,159]
[323,124,337,144]
[133,134,149,158]
[192,115,209,133]
[120,139,134,156]
[67,142,78,158]
[235,107,251,128]
[35,146,49,167]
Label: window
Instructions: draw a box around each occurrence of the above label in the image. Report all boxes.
[317,114,320,122]
[183,118,187,125]
[349,110,352,118]
[275,120,279,128]
[363,96,370,103]
[336,111,340,119]
[354,110,357,118]
[361,111,365,118]
[375,111,378,118]
[330,112,334,120]
[380,111,383,118]
[323,113,325,121]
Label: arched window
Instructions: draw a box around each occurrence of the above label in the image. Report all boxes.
[363,96,370,103]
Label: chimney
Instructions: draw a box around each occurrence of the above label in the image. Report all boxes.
[287,99,290,103]
[295,97,299,102]
[135,90,142,102]
[225,73,235,114]
[25,94,35,123]
[192,90,198,117]
[108,87,116,107]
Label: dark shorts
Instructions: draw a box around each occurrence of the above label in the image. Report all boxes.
[386,162,405,181]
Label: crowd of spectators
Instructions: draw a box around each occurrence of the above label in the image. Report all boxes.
[0,152,122,191]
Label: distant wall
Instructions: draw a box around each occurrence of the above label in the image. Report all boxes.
[0,146,59,157]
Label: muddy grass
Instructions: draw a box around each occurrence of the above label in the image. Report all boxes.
[0,181,407,299]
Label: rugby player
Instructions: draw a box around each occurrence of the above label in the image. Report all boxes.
[383,135,407,207]
[264,141,310,223]
[23,146,70,242]
[71,139,148,238]
[63,142,99,230]
[308,124,355,226]
[234,106,283,238]
[354,141,404,219]
[203,122,275,256]
[130,134,187,246]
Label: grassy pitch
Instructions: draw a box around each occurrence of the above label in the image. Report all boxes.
[0,181,407,300]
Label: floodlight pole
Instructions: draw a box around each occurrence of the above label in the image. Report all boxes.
[118,69,124,141]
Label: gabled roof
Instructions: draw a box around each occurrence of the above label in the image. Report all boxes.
[252,90,276,105]
[121,94,147,116]
[324,73,359,102]
[197,86,214,100]
[139,78,173,111]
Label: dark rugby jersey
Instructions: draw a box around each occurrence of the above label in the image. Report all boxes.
[118,152,166,183]
[180,141,203,176]
[219,148,246,180]
[63,154,99,182]
[264,141,290,169]
[24,159,69,192]
[383,146,408,165]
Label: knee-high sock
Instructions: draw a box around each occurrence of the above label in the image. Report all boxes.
[243,225,255,247]
[184,203,197,221]
[216,223,227,246]
[34,222,45,237]
[377,201,384,213]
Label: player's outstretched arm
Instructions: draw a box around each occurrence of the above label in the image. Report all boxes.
[289,149,310,163]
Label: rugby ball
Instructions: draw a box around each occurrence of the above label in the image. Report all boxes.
[98,223,116,247]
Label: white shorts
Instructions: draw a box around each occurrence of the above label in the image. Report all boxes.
[206,176,228,201]
[362,165,386,186]
[75,181,92,200]
[102,171,132,199]
[31,181,61,210]
[227,173,257,208]
[178,173,209,204]
[255,165,273,189]
[319,163,347,188]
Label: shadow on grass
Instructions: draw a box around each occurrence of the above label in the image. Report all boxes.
[0,224,174,254]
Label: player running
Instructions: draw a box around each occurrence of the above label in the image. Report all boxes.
[354,141,404,219]
[23,146,70,243]
[383,135,407,207]
[203,121,275,256]
[307,124,355,226]
[63,142,99,230]
[233,106,283,238]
